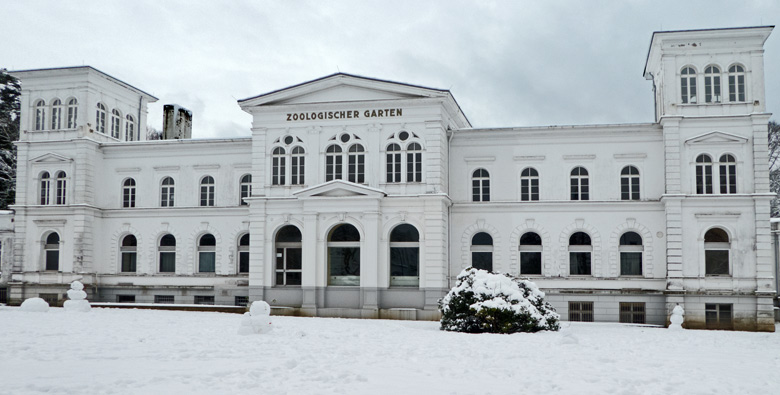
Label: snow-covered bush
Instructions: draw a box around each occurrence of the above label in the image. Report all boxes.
[439,268,560,334]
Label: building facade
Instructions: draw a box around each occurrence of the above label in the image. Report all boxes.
[1,26,776,330]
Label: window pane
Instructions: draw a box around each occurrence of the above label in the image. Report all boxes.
[239,251,249,273]
[620,252,642,275]
[329,247,360,276]
[286,272,302,286]
[121,253,137,272]
[160,252,176,272]
[199,252,216,272]
[286,248,302,270]
[471,251,492,271]
[705,250,729,275]
[520,252,542,275]
[390,247,419,276]
[46,251,59,270]
[569,252,591,275]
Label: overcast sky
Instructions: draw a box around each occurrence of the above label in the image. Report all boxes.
[3,0,778,137]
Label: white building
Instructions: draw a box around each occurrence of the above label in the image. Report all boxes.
[1,26,776,331]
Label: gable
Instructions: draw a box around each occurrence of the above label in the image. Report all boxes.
[30,152,73,163]
[294,180,386,199]
[278,84,419,105]
[685,131,748,145]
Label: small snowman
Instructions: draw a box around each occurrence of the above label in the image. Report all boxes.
[237,300,273,335]
[668,304,684,330]
[63,281,91,312]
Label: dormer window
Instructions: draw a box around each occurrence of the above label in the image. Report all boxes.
[680,67,697,104]
[704,66,721,103]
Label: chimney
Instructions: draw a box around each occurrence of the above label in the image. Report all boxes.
[162,104,192,139]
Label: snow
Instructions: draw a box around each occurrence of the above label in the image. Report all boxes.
[64,280,91,312]
[0,307,778,394]
[18,297,49,312]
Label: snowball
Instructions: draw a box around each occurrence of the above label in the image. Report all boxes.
[70,281,85,291]
[64,299,91,312]
[20,297,50,312]
[249,300,271,317]
[237,312,273,335]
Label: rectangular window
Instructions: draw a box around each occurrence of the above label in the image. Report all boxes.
[348,154,365,183]
[705,303,733,329]
[705,250,729,275]
[121,252,137,272]
[276,247,302,286]
[56,179,67,205]
[199,252,216,273]
[619,302,646,324]
[45,251,59,270]
[194,295,215,305]
[154,295,174,304]
[116,294,136,303]
[620,252,642,276]
[0,287,7,304]
[239,251,249,273]
[291,156,304,185]
[326,154,342,181]
[159,251,175,272]
[407,152,422,182]
[235,296,248,307]
[520,252,542,275]
[569,252,591,275]
[568,301,594,322]
[328,246,360,286]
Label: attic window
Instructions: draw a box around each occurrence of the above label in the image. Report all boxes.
[398,131,409,141]
[340,134,351,143]
[284,136,294,145]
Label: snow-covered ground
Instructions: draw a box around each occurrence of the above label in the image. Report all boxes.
[1,307,778,395]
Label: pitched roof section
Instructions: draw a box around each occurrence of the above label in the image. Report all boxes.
[9,66,158,101]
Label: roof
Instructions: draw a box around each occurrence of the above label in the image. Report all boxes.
[9,65,158,101]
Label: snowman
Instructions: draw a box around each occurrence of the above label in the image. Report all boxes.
[63,280,91,312]
[668,304,684,330]
[237,300,273,335]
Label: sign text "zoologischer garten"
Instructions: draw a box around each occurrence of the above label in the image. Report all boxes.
[286,108,402,121]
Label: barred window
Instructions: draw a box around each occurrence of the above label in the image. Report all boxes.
[719,154,736,194]
[160,177,175,207]
[704,65,721,103]
[272,147,286,185]
[155,295,174,304]
[239,174,251,205]
[728,64,745,102]
[50,99,62,130]
[348,144,365,183]
[696,154,713,194]
[570,167,589,200]
[619,302,646,324]
[472,169,490,202]
[122,178,136,208]
[520,168,539,201]
[680,66,697,104]
[568,301,594,322]
[235,296,249,307]
[620,166,640,200]
[116,295,136,303]
[200,176,215,207]
[194,295,214,305]
[95,103,107,134]
[386,143,401,183]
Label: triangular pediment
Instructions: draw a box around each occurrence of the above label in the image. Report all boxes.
[685,131,748,145]
[30,152,73,163]
[239,73,450,108]
[293,180,386,199]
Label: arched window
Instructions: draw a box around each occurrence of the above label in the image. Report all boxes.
[680,67,697,104]
[276,225,302,286]
[238,234,250,274]
[386,143,401,183]
[239,174,251,205]
[728,64,745,102]
[95,103,107,134]
[327,224,360,286]
[125,115,136,141]
[570,167,589,200]
[122,178,136,208]
[406,142,422,182]
[198,233,216,273]
[620,166,640,200]
[291,146,305,185]
[34,100,46,130]
[120,235,137,273]
[44,232,60,271]
[55,171,67,205]
[519,232,542,275]
[272,147,286,185]
[719,154,736,194]
[160,177,175,207]
[704,65,721,103]
[471,232,493,271]
[569,232,592,275]
[200,176,215,207]
[325,145,342,181]
[472,169,490,202]
[696,154,713,194]
[158,234,176,273]
[704,228,730,275]
[50,99,62,130]
[39,171,51,205]
[66,98,78,129]
[520,168,539,201]
[619,232,643,276]
[348,144,365,183]
[110,109,121,139]
[390,224,420,287]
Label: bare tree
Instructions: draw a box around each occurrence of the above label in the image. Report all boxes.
[768,121,780,217]
[0,68,20,209]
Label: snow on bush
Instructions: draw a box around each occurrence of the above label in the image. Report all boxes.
[20,297,50,313]
[439,268,560,334]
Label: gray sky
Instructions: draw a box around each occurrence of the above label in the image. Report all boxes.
[3,0,778,137]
